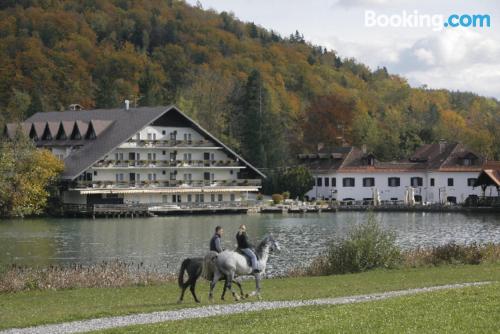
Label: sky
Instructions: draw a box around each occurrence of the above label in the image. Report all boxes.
[187,0,500,99]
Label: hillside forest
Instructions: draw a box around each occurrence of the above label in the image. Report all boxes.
[1,0,500,172]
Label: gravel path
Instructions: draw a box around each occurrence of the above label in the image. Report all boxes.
[1,281,492,334]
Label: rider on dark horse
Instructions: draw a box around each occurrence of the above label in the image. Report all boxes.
[209,225,224,253]
[236,224,260,273]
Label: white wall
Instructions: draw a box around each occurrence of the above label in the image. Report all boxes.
[307,170,486,204]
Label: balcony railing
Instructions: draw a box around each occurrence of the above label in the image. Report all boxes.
[72,179,262,189]
[125,139,219,148]
[94,159,242,168]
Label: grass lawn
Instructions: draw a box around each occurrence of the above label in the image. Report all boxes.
[1,263,499,330]
[95,283,500,334]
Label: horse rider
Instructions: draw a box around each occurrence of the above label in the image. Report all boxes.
[209,225,224,253]
[236,224,260,273]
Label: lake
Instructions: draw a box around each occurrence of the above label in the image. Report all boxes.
[1,212,500,276]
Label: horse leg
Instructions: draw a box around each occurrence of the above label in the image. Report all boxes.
[189,278,201,303]
[209,270,221,302]
[177,282,188,304]
[227,271,240,301]
[234,279,246,299]
[221,276,228,301]
[255,274,262,300]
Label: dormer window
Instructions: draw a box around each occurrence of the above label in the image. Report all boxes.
[362,153,376,166]
[461,153,478,166]
[41,124,52,140]
[463,158,475,166]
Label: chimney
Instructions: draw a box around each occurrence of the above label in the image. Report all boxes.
[439,139,446,154]
[125,100,130,110]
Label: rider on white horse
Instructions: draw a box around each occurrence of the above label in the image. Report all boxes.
[236,224,260,274]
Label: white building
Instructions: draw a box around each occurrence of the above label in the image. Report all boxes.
[300,142,499,204]
[4,105,264,206]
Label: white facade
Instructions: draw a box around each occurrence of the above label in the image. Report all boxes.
[70,123,260,205]
[307,170,487,204]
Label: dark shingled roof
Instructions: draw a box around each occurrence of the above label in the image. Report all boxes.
[23,105,265,180]
[298,141,486,173]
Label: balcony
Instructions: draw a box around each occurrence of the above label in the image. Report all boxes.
[72,179,261,190]
[93,159,243,169]
[124,139,221,148]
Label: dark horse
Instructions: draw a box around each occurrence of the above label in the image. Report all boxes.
[177,255,245,303]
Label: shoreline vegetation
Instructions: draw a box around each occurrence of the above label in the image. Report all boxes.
[2,217,499,293]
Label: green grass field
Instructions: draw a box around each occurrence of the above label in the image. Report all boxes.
[1,263,499,331]
[94,283,500,334]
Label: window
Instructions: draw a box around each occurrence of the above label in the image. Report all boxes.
[170,172,176,180]
[410,177,423,187]
[343,178,355,187]
[211,194,215,202]
[388,177,400,187]
[332,177,336,187]
[93,171,97,176]
[115,173,124,182]
[170,132,176,140]
[147,173,156,181]
[147,153,156,161]
[325,177,330,187]
[183,153,192,161]
[115,152,124,161]
[317,177,322,187]
[448,178,454,187]
[187,194,192,202]
[162,130,166,135]
[147,133,152,140]
[183,133,192,142]
[183,173,192,181]
[218,194,223,202]
[170,152,176,161]
[363,177,375,187]
[230,194,236,201]
[162,150,166,155]
[430,178,435,187]
[467,178,477,187]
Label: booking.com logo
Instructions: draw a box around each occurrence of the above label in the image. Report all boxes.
[365,10,491,31]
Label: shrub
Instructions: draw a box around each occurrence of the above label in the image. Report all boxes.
[272,193,283,204]
[403,242,500,267]
[326,215,401,274]
[0,261,175,293]
[256,193,264,201]
[282,191,290,200]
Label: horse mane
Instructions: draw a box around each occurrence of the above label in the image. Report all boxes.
[256,235,272,258]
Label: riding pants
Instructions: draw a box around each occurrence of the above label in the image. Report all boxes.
[241,248,259,271]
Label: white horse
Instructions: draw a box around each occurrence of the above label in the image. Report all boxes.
[208,235,280,301]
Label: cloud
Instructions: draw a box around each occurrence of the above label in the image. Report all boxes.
[334,0,402,8]
[328,28,500,99]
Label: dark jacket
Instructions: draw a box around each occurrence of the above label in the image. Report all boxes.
[236,231,253,249]
[209,233,223,253]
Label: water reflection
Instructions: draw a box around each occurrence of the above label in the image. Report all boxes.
[1,212,499,275]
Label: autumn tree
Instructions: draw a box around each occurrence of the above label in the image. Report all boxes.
[0,129,64,217]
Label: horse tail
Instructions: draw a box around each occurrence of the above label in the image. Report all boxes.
[178,258,190,288]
